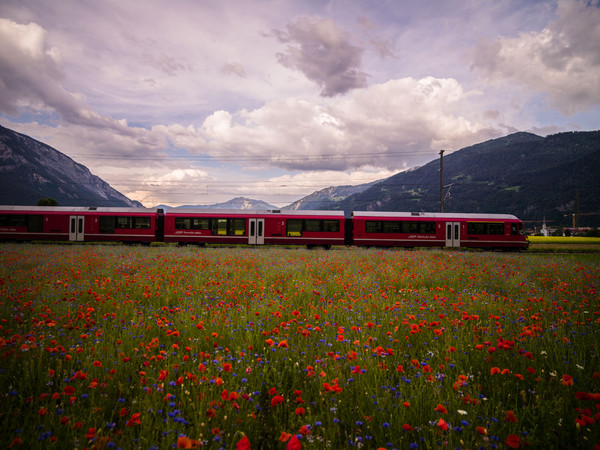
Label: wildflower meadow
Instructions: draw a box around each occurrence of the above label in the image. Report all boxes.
[0,244,599,449]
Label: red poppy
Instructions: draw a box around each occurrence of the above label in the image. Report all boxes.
[561,374,574,386]
[288,435,302,449]
[434,404,447,414]
[93,360,102,367]
[437,418,448,431]
[126,412,141,426]
[402,424,413,431]
[295,407,305,415]
[271,394,284,407]
[505,434,522,448]
[85,427,97,439]
[298,425,311,436]
[279,432,292,442]
[236,435,251,450]
[177,436,193,449]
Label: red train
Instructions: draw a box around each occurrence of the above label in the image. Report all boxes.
[0,206,528,250]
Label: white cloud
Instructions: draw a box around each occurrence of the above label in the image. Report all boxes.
[0,18,64,115]
[157,76,496,173]
[471,0,600,114]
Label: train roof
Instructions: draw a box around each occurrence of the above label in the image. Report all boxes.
[164,208,345,217]
[0,206,158,213]
[352,211,520,220]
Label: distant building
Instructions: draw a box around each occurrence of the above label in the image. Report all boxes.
[540,217,549,236]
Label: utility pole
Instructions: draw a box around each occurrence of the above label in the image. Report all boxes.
[439,150,444,212]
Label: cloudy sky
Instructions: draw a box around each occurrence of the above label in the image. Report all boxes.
[1,0,599,207]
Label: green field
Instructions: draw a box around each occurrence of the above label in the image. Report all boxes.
[0,244,599,449]
[527,236,600,253]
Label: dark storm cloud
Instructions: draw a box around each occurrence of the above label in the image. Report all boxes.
[274,17,368,97]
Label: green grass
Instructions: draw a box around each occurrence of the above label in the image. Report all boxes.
[0,244,599,449]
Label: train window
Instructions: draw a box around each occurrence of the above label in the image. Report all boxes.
[305,219,321,232]
[419,222,436,233]
[175,218,191,229]
[383,221,402,233]
[323,220,340,232]
[206,218,246,236]
[467,222,484,234]
[27,215,43,232]
[366,220,435,234]
[116,217,132,228]
[286,219,340,236]
[231,219,246,236]
[175,217,211,230]
[467,222,505,235]
[0,214,44,231]
[110,216,151,229]
[287,219,303,236]
[134,217,151,229]
[196,218,210,230]
[213,219,228,235]
[365,221,382,233]
[0,214,27,227]
[99,216,115,233]
[488,223,504,234]
[511,223,518,235]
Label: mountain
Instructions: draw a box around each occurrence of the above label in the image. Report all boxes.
[326,131,600,227]
[156,197,279,210]
[0,124,142,207]
[283,181,382,210]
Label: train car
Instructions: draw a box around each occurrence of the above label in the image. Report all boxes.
[351,211,528,250]
[0,206,160,243]
[163,209,346,248]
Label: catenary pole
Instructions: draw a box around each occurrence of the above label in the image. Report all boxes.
[439,150,444,213]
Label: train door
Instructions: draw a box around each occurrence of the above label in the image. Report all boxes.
[445,221,460,247]
[69,216,85,241]
[248,218,265,245]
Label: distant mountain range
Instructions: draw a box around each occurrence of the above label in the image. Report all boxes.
[282,181,380,210]
[156,197,278,210]
[1,123,598,227]
[325,131,600,227]
[0,124,141,207]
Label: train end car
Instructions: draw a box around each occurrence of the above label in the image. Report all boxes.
[0,206,160,243]
[162,209,346,248]
[351,211,528,250]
